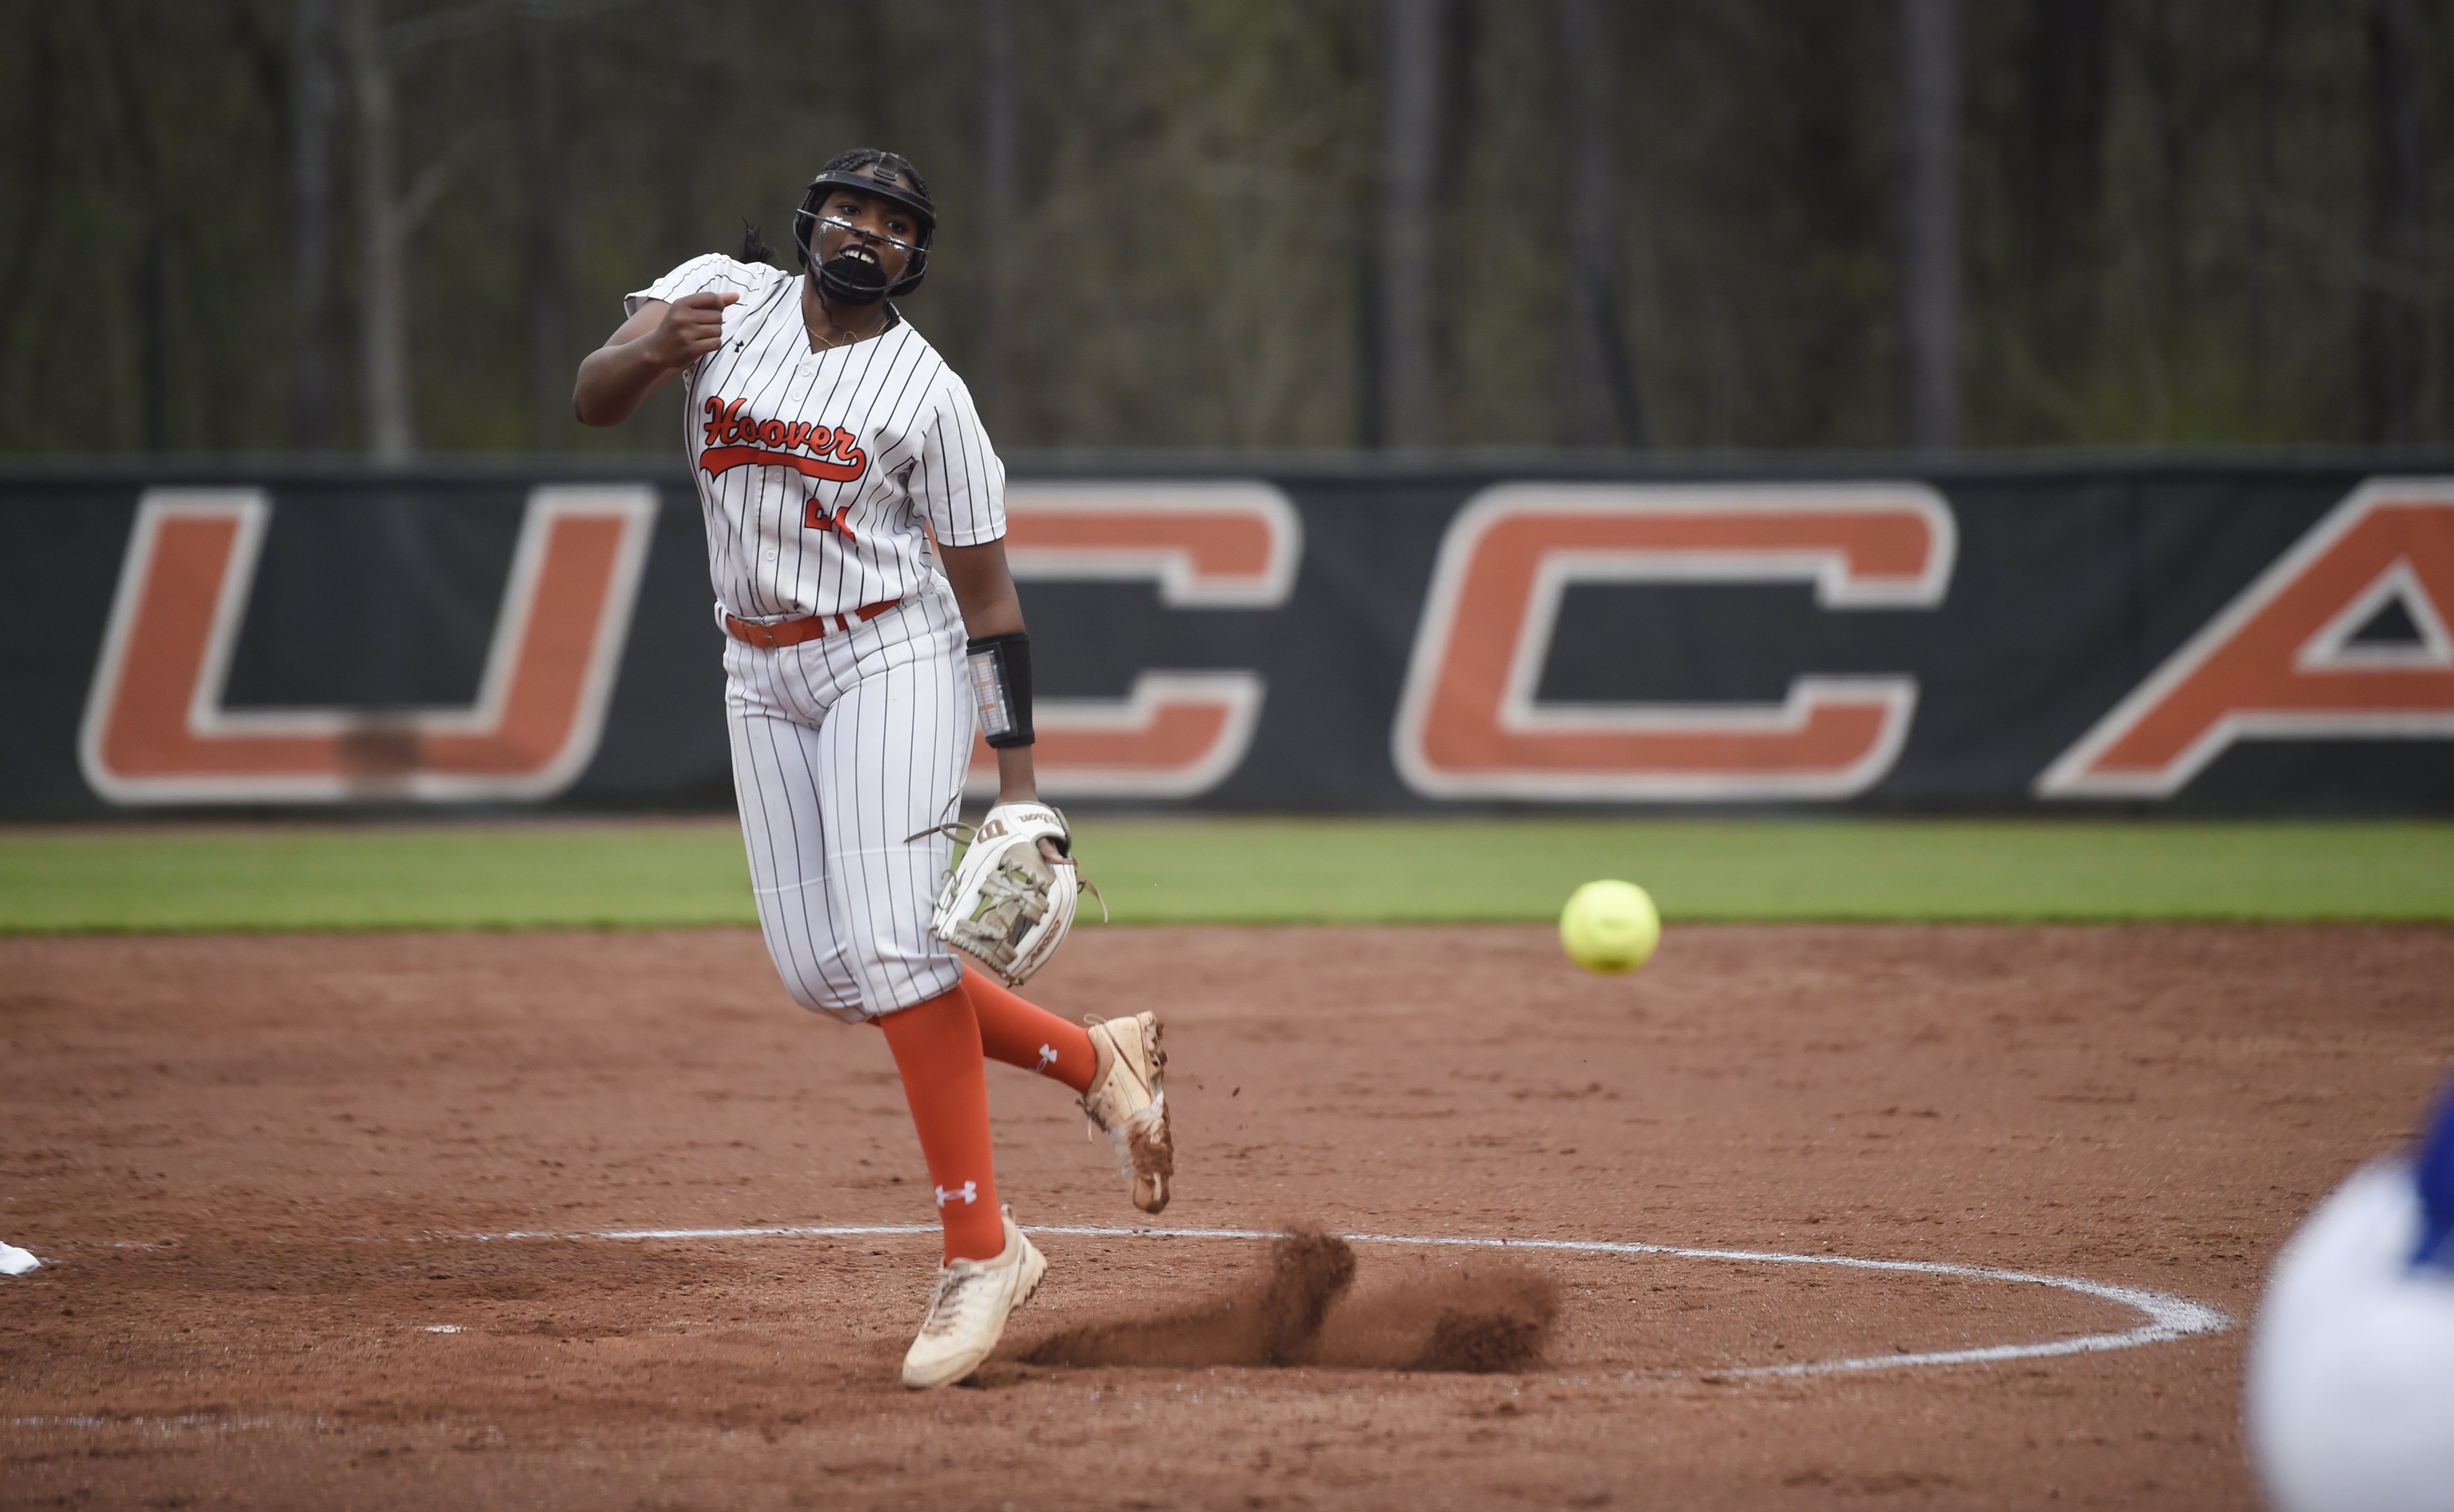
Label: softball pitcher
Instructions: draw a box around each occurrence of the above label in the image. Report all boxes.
[573,148,1173,1390]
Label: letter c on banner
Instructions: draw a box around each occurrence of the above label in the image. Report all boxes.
[77,485,657,805]
[1392,483,1957,801]
[967,481,1301,800]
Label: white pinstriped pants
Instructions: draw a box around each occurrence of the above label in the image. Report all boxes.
[722,591,972,1023]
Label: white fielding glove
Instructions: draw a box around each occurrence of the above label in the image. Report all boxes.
[928,802,1083,986]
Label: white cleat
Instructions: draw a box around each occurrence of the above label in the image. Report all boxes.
[901,1207,1047,1391]
[1081,1012,1174,1215]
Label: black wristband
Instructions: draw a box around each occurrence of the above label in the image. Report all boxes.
[965,631,1034,748]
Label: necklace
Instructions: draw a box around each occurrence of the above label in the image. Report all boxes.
[806,299,893,353]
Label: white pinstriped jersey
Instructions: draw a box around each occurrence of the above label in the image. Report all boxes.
[626,254,1006,622]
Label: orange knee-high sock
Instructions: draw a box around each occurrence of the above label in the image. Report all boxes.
[874,986,1005,1263]
[962,972,1098,1096]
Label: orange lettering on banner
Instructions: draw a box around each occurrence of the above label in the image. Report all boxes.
[77,487,657,805]
[2037,478,2454,798]
[1003,512,1277,589]
[1391,484,1956,801]
[963,482,1301,800]
[967,679,1250,790]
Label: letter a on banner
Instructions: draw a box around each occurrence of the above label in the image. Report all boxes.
[2037,477,2454,799]
[967,481,1300,799]
[79,486,657,805]
[1392,484,1956,801]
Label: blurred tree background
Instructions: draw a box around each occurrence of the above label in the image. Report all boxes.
[0,0,2443,457]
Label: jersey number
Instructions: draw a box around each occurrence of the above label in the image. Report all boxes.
[804,495,857,542]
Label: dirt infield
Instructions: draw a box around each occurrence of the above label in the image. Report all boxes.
[4,924,2450,1510]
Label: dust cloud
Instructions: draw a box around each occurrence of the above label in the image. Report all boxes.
[1017,1229,1557,1374]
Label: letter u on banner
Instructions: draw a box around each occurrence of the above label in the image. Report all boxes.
[1392,484,1957,801]
[966,481,1301,800]
[78,486,657,805]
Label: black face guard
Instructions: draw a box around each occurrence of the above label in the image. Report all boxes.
[793,170,934,304]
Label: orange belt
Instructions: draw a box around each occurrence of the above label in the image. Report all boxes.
[724,598,900,650]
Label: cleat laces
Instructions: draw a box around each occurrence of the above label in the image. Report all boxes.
[918,1266,986,1339]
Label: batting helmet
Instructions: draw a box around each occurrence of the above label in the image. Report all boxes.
[793,149,935,305]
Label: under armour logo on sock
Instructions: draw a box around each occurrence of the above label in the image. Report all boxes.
[934,1181,979,1208]
[1035,1043,1059,1074]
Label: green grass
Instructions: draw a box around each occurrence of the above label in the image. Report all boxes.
[1081,818,2454,924]
[0,824,759,934]
[1,818,2449,934]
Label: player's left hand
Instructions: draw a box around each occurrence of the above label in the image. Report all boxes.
[929,802,1085,986]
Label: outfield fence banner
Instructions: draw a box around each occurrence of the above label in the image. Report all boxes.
[5,456,2452,818]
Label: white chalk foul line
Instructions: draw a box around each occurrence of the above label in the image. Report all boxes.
[5,1414,330,1435]
[456,1220,2231,1380]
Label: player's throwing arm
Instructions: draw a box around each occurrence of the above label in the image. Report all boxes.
[575,149,1173,1392]
[570,291,737,426]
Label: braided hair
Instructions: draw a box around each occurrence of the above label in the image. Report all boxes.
[816,147,930,202]
[739,220,780,266]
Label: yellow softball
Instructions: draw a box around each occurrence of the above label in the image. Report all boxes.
[1559,880,1661,974]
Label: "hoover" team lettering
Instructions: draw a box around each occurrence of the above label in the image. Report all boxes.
[697,396,868,485]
